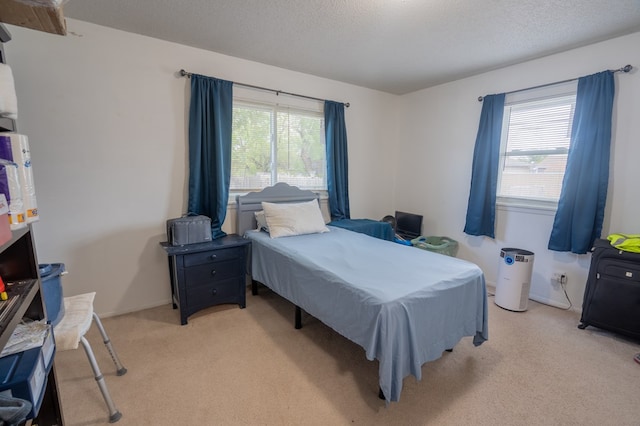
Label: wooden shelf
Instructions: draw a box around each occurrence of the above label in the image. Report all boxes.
[0,278,38,350]
[0,0,67,36]
[0,25,65,424]
[0,227,65,424]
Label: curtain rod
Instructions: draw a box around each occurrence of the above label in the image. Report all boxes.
[179,69,350,108]
[477,64,633,102]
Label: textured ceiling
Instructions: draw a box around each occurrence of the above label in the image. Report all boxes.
[63,0,640,95]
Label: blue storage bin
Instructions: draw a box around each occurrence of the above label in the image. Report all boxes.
[0,328,55,419]
[38,263,65,326]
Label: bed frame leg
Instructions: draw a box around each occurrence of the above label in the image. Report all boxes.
[251,280,258,296]
[378,387,385,400]
[295,306,302,329]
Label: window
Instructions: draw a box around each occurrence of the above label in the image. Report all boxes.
[230,101,326,192]
[497,81,577,209]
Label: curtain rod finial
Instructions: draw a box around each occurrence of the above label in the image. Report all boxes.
[622,64,633,73]
[478,96,483,102]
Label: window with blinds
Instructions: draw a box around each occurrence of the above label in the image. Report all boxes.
[497,81,577,209]
[230,101,326,191]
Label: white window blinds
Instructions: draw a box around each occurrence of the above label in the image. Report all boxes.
[497,81,577,208]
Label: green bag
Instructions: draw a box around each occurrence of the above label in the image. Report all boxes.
[607,233,640,253]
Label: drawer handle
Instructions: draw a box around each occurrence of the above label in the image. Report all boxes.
[211,270,217,276]
[210,254,217,260]
[212,288,217,296]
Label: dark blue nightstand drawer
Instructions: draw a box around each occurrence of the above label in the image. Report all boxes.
[183,259,243,285]
[186,277,243,311]
[183,246,245,267]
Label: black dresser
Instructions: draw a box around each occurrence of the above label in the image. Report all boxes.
[161,234,251,325]
[579,238,640,340]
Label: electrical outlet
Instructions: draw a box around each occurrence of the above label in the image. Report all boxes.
[552,272,567,285]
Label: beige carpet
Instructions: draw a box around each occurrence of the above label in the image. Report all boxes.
[54,286,640,426]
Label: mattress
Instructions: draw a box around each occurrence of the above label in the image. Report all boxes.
[245,226,488,402]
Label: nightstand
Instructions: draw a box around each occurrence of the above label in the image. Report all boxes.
[160,234,251,325]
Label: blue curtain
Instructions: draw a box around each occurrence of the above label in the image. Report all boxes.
[463,94,505,238]
[187,74,233,240]
[548,71,615,254]
[325,101,350,220]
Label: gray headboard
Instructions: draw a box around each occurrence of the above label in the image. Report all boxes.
[236,182,321,236]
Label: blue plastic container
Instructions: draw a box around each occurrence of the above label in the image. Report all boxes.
[39,263,65,326]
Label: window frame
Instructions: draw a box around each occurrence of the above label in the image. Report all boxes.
[496,80,578,211]
[230,98,327,194]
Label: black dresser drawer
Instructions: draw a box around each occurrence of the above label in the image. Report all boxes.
[183,246,245,267]
[186,277,243,310]
[183,259,243,286]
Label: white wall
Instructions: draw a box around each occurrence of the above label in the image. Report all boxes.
[396,31,640,309]
[5,19,399,316]
[6,18,637,317]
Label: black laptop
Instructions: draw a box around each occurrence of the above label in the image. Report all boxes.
[395,211,423,240]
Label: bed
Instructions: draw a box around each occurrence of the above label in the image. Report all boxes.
[236,183,488,402]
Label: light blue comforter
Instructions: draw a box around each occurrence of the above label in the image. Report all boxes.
[245,226,488,402]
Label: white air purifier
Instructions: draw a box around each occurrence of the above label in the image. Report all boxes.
[494,248,534,311]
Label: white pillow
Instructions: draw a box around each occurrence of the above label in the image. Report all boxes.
[254,210,269,232]
[261,200,329,238]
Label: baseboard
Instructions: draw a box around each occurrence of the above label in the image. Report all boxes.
[529,293,572,311]
[98,299,172,318]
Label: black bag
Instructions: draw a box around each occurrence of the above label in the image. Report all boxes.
[166,215,212,246]
[579,238,640,340]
